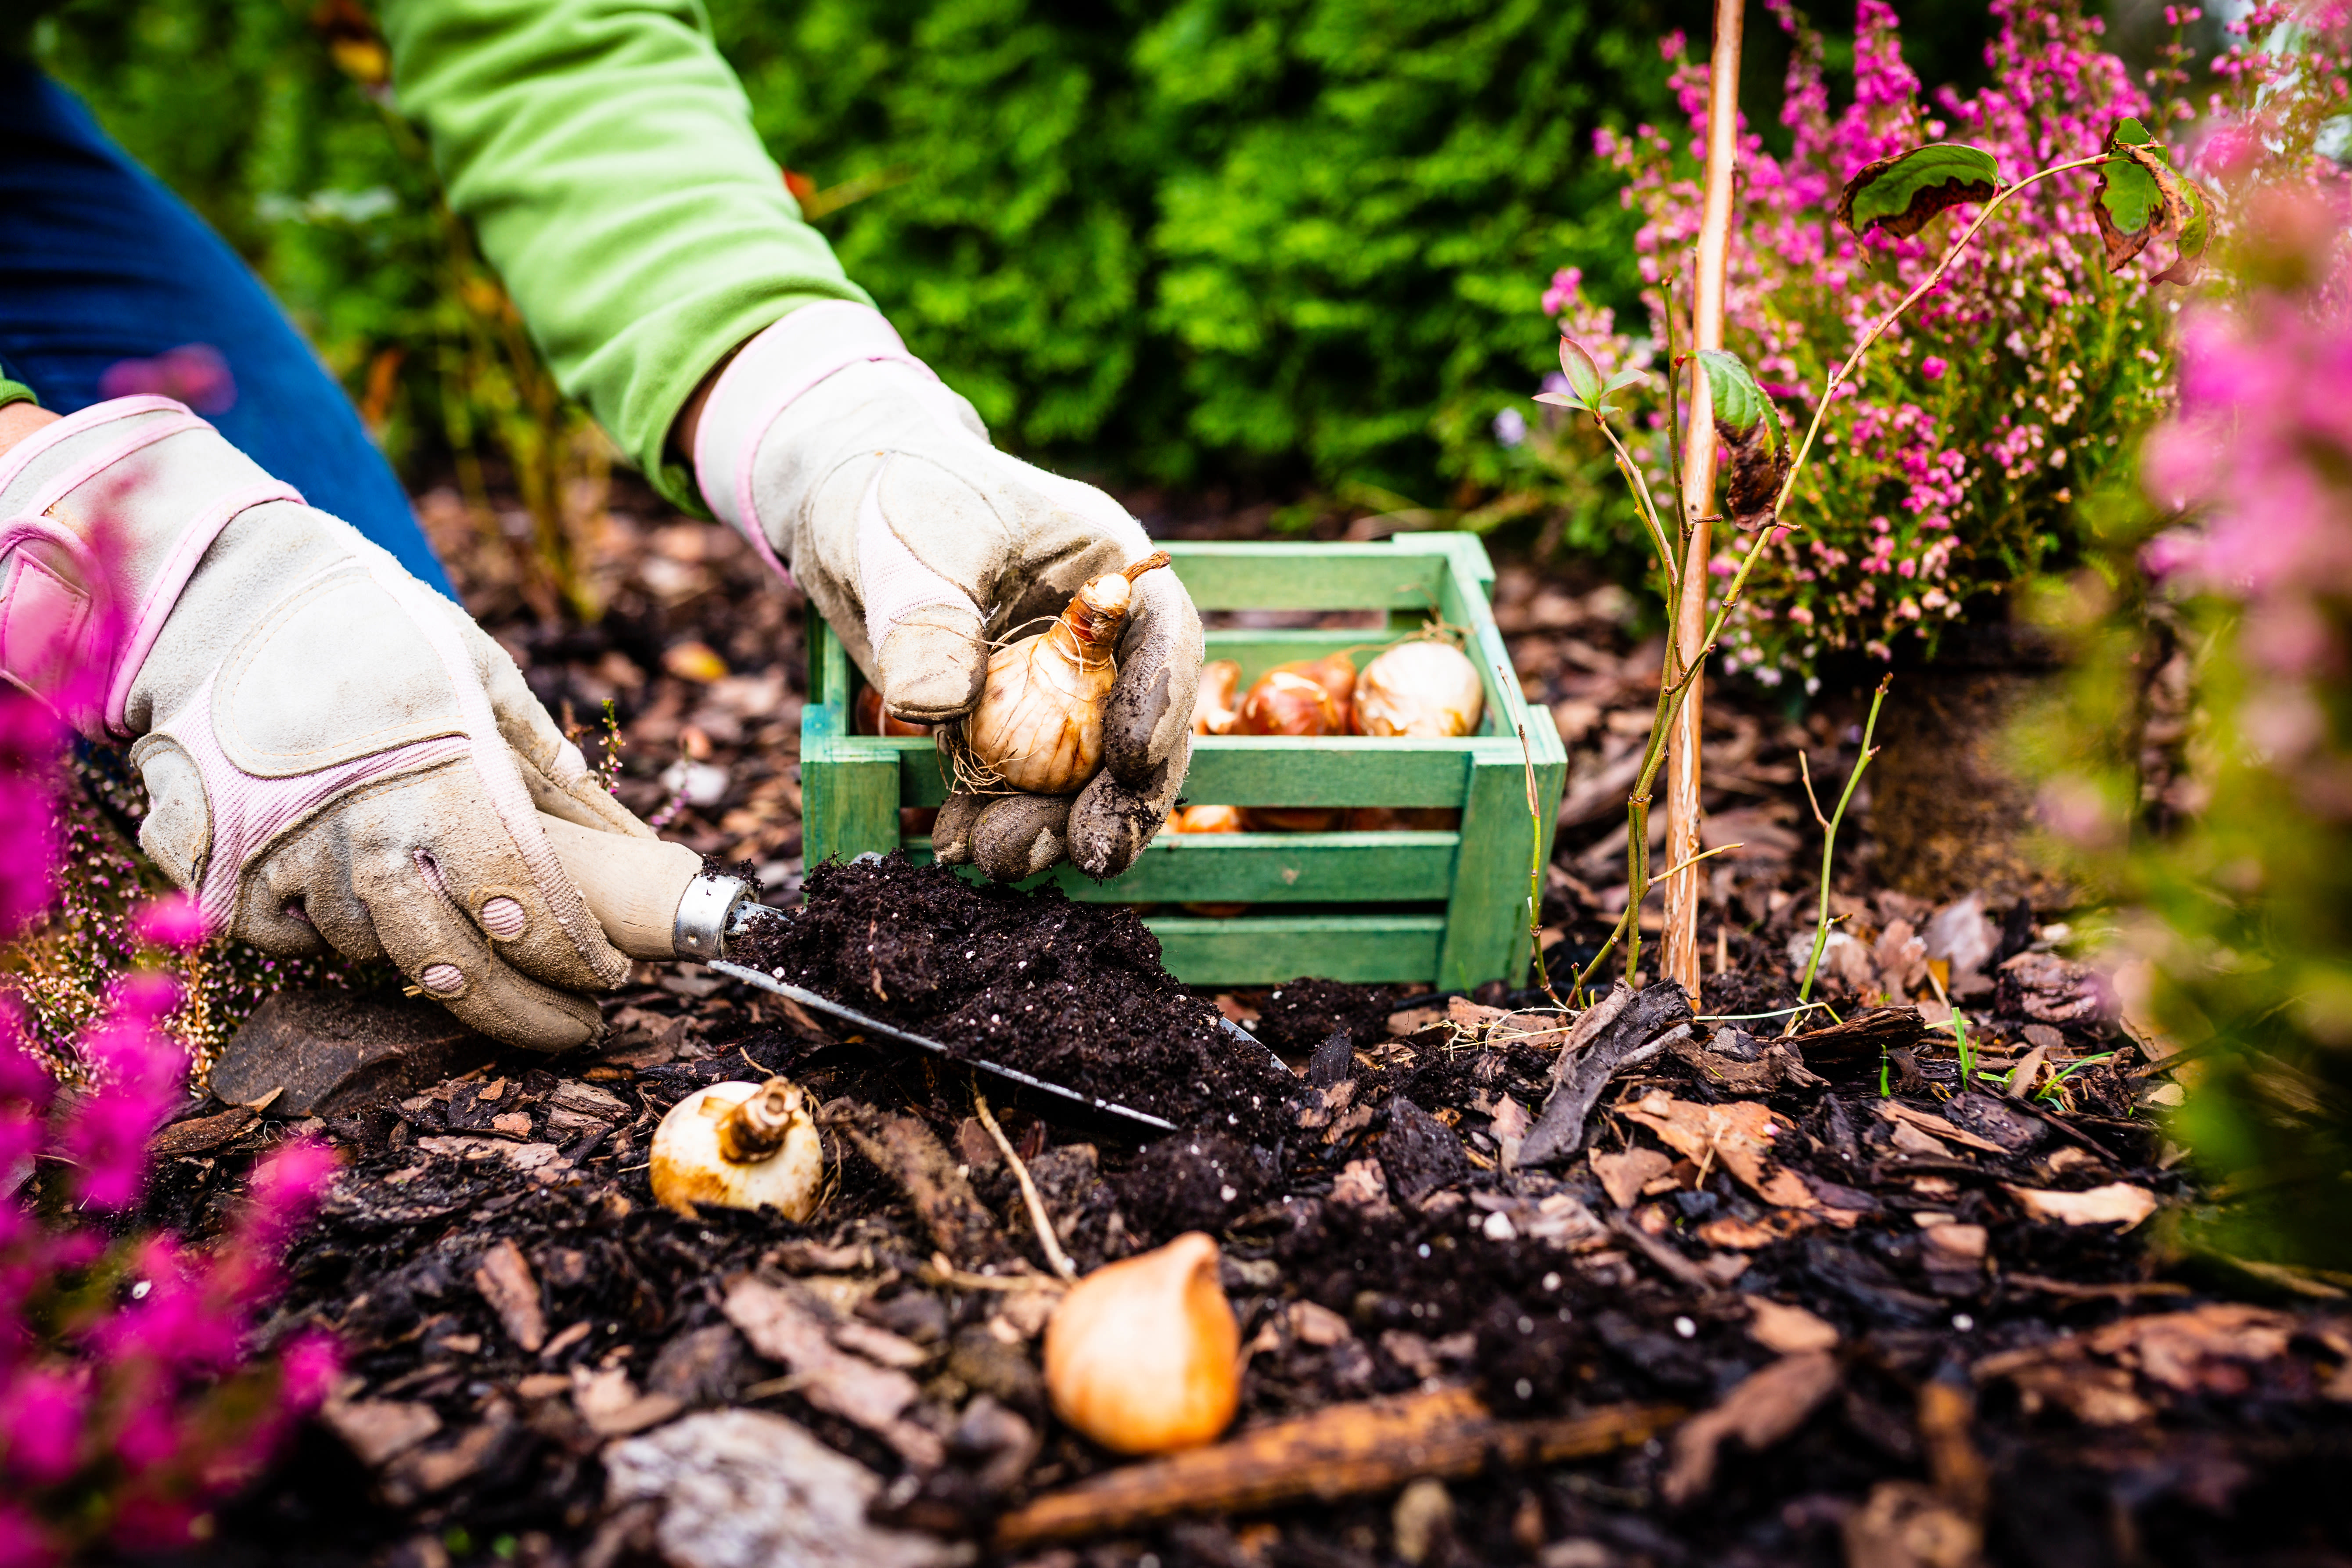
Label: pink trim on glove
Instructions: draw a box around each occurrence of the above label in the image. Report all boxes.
[690,302,938,583]
[0,395,189,496]
[173,665,471,928]
[0,397,228,723]
[104,480,302,738]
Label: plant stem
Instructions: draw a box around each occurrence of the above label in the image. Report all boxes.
[1592,417,1679,594]
[1506,698,1567,1011]
[1798,674,1892,1003]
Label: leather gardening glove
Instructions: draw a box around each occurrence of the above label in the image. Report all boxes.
[0,397,651,1050]
[691,302,1201,882]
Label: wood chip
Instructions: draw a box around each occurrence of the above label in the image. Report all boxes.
[2006,1182,2160,1230]
[147,1104,259,1158]
[573,1366,685,1437]
[1877,1101,2008,1155]
[474,1238,547,1352]
[1745,1297,1840,1354]
[723,1277,944,1467]
[1659,1352,1842,1504]
[320,1397,441,1467]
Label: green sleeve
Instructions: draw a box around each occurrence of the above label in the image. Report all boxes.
[0,379,36,414]
[377,0,870,511]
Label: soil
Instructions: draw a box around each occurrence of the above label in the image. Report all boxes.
[76,476,2352,1568]
[731,852,1307,1139]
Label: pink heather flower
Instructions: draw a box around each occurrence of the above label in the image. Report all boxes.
[276,1331,343,1413]
[0,1370,85,1487]
[1919,355,1948,380]
[0,1506,54,1568]
[1540,267,1585,316]
[96,345,235,415]
[133,895,208,953]
[232,1139,338,1262]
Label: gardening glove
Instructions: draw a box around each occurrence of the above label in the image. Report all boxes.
[691,302,1201,882]
[0,396,651,1051]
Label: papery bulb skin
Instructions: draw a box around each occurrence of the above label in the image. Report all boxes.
[1193,660,1243,735]
[959,553,1170,794]
[856,687,933,737]
[1237,671,1340,737]
[1044,1232,1240,1454]
[1169,804,1245,833]
[1352,641,1484,738]
[649,1077,825,1219]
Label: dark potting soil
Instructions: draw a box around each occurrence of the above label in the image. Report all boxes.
[730,853,1306,1138]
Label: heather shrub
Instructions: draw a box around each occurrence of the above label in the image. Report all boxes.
[1509,0,2175,687]
[2031,2,2352,1269]
[0,646,337,1560]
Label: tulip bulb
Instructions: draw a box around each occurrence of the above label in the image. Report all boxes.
[1351,641,1484,738]
[1193,659,1243,736]
[1043,1232,1240,1454]
[954,552,1172,794]
[649,1076,825,1220]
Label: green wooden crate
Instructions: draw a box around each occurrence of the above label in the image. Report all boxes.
[799,535,1566,989]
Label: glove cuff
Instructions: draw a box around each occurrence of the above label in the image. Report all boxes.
[0,396,299,736]
[690,301,938,578]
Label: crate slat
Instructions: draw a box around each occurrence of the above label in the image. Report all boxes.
[903,830,1459,903]
[1166,545,1450,611]
[1143,912,1447,985]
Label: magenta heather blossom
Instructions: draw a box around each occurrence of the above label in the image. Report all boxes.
[1551,0,2173,683]
[0,632,338,1559]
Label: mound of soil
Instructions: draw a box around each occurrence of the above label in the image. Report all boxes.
[731,853,1305,1138]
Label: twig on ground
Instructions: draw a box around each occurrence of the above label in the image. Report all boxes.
[974,1087,1079,1282]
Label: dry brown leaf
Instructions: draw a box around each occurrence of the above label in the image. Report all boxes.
[723,1277,944,1467]
[1590,1147,1673,1210]
[1745,1297,1841,1354]
[2086,1303,2296,1394]
[1621,1093,1814,1210]
[1659,1351,1841,1504]
[2007,1182,2160,1230]
[321,1397,441,1468]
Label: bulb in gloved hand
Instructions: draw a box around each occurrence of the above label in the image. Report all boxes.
[649,1076,824,1219]
[955,552,1172,794]
[1043,1232,1240,1454]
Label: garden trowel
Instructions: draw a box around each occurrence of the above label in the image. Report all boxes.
[536,812,1187,1133]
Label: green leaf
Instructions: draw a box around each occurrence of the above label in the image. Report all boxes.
[1836,143,2004,239]
[1557,337,1605,409]
[2093,118,2208,284]
[1694,349,1769,436]
[1693,351,1788,532]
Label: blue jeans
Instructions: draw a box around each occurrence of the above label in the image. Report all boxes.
[0,63,452,597]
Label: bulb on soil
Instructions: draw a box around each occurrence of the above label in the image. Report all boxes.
[649,1076,824,1219]
[1044,1231,1240,1454]
[957,552,1172,794]
[1351,640,1484,737]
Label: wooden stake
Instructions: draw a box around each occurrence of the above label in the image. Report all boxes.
[1662,0,1745,996]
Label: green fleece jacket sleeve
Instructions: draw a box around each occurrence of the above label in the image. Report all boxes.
[378,0,870,510]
